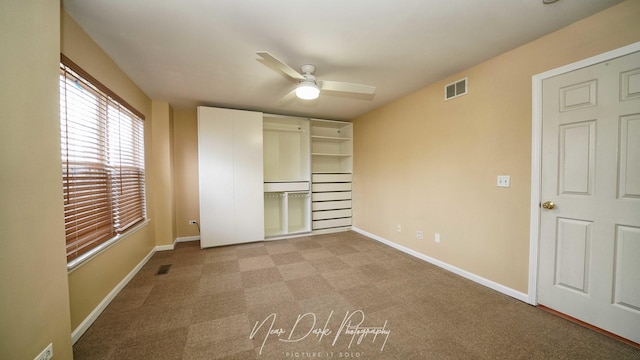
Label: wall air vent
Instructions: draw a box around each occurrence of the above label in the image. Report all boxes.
[445,77,468,100]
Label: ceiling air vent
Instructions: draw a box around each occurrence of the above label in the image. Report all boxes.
[445,77,468,100]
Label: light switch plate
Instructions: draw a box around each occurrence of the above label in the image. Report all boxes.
[497,175,510,187]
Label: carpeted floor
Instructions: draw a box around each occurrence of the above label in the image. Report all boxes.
[73,231,640,359]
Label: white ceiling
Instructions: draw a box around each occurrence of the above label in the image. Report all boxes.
[62,0,623,120]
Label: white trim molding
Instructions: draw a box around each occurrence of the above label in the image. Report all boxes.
[156,236,201,252]
[155,242,176,251]
[176,235,200,243]
[352,227,529,303]
[71,247,156,344]
[528,41,640,305]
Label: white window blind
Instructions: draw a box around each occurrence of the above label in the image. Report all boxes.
[60,55,146,265]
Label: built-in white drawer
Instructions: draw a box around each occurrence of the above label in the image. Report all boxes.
[312,200,352,211]
[312,183,352,192]
[312,209,352,220]
[312,217,352,230]
[312,191,352,202]
[264,181,309,192]
[312,173,352,183]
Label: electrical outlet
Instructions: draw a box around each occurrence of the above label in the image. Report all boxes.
[435,233,441,244]
[497,175,510,187]
[34,343,53,360]
[189,220,197,225]
[396,225,401,232]
[416,230,424,240]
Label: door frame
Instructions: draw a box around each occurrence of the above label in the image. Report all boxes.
[528,41,640,305]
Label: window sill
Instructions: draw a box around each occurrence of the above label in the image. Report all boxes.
[67,219,151,274]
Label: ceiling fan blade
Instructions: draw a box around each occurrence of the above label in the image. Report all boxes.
[277,88,298,106]
[257,51,305,81]
[319,80,376,95]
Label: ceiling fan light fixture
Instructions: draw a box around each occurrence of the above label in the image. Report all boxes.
[296,81,320,100]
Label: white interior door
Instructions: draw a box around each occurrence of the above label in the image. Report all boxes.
[538,51,640,343]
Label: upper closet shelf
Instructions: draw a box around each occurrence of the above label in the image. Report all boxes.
[311,153,352,157]
[264,126,305,133]
[310,135,351,142]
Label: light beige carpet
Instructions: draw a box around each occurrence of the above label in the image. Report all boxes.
[73,231,640,359]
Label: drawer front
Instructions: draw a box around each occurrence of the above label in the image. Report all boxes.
[312,200,352,211]
[264,181,309,192]
[312,191,352,202]
[312,173,352,183]
[312,217,352,230]
[312,209,352,221]
[312,182,352,192]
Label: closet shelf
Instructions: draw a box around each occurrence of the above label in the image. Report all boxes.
[310,135,351,142]
[312,171,353,174]
[311,153,352,157]
[264,127,305,133]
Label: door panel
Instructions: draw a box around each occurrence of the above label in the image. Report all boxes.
[560,79,597,111]
[620,68,640,101]
[232,111,265,244]
[539,51,640,343]
[558,121,595,195]
[613,225,640,312]
[619,114,640,198]
[197,108,235,247]
[555,218,592,294]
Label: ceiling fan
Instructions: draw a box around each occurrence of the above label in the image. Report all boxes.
[257,51,376,100]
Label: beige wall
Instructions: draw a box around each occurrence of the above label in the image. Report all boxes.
[173,108,201,238]
[152,101,177,246]
[61,11,157,329]
[352,0,640,294]
[1,4,635,358]
[0,1,73,359]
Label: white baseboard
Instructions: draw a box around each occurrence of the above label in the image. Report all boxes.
[176,235,200,242]
[71,247,156,344]
[155,243,175,251]
[351,227,530,304]
[156,236,200,252]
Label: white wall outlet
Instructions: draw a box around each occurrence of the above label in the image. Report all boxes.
[396,224,401,232]
[435,233,441,243]
[497,175,510,187]
[189,220,198,225]
[34,343,53,360]
[416,230,424,240]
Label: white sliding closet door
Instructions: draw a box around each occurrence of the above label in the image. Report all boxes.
[198,107,264,248]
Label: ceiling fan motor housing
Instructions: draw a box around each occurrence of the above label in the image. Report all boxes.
[301,74,317,85]
[300,64,316,75]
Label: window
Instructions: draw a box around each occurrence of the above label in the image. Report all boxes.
[60,55,146,267]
